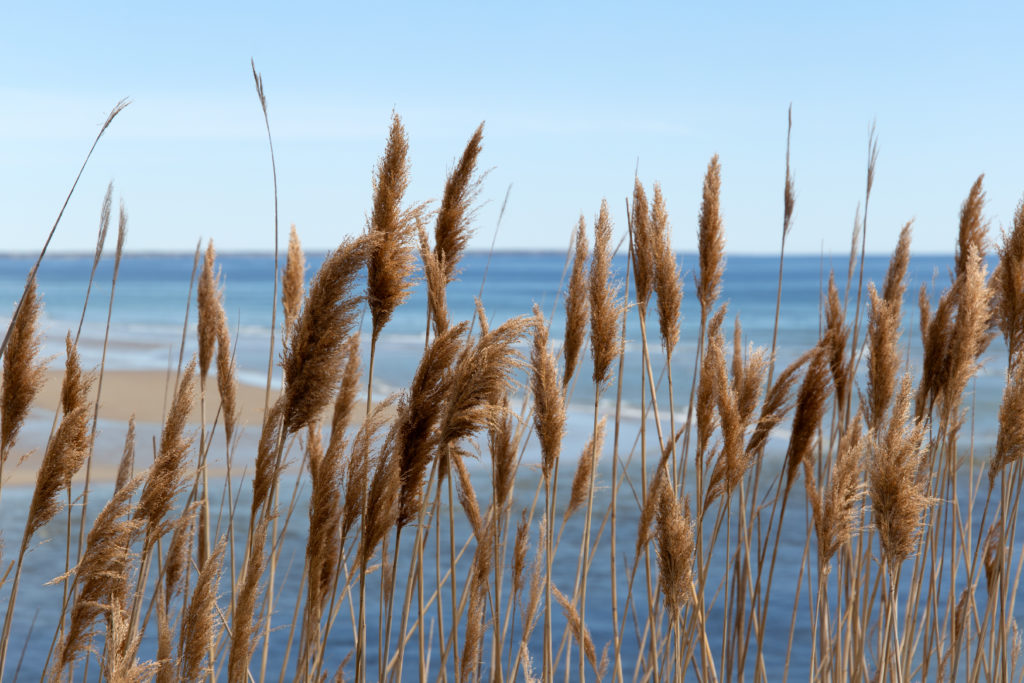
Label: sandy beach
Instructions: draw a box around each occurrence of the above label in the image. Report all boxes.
[2,368,383,486]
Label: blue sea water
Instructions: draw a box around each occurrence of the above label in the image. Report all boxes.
[0,250,1016,681]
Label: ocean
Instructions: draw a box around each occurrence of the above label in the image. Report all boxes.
[0,250,1015,681]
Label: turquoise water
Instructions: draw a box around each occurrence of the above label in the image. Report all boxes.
[0,250,1016,681]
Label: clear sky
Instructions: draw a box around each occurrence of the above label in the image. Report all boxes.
[2,1,1022,256]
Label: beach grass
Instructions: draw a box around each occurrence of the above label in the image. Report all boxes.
[1,81,1024,683]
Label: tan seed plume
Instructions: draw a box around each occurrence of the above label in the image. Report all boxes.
[57,476,143,674]
[197,240,221,383]
[806,415,866,567]
[1,274,46,461]
[435,122,485,281]
[563,217,590,389]
[745,349,809,459]
[869,374,932,566]
[343,397,393,542]
[630,178,654,311]
[114,415,136,494]
[26,338,93,539]
[283,224,305,338]
[282,234,371,434]
[696,155,725,319]
[824,273,849,412]
[419,224,451,337]
[990,356,1024,483]
[215,308,238,444]
[994,197,1024,362]
[135,358,196,543]
[180,537,226,682]
[783,344,831,495]
[589,200,624,389]
[367,113,420,346]
[394,322,468,528]
[531,309,565,481]
[656,484,695,616]
[564,416,606,521]
[955,174,989,279]
[651,183,682,357]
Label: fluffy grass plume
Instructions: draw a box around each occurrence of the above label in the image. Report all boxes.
[367,113,419,346]
[282,234,371,434]
[283,224,305,337]
[1,274,46,460]
[589,200,624,389]
[563,217,589,389]
[435,122,485,281]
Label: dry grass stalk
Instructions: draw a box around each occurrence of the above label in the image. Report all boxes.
[57,476,144,673]
[435,122,485,281]
[783,344,831,495]
[696,155,725,318]
[114,415,136,494]
[994,197,1024,362]
[367,113,420,346]
[197,240,220,382]
[917,286,955,416]
[103,596,159,683]
[866,283,900,430]
[824,273,848,411]
[438,316,530,458]
[990,356,1024,483]
[343,398,393,542]
[944,245,992,423]
[359,438,400,567]
[655,483,695,617]
[552,585,599,676]
[327,333,361,456]
[806,415,866,567]
[531,309,565,481]
[215,307,238,443]
[630,178,654,310]
[394,322,468,528]
[164,503,199,604]
[461,519,495,682]
[695,310,723,464]
[304,422,342,624]
[745,349,809,460]
[489,400,520,511]
[135,358,196,542]
[867,223,912,428]
[419,224,451,337]
[155,591,174,683]
[982,519,1004,596]
[955,175,988,279]
[230,515,268,683]
[563,217,590,389]
[869,375,932,566]
[453,448,483,539]
[60,333,90,416]
[282,234,371,434]
[651,183,682,357]
[589,200,624,388]
[564,416,606,520]
[705,310,749,508]
[251,398,285,519]
[26,345,93,539]
[512,509,530,598]
[635,435,679,556]
[283,224,305,337]
[734,332,768,427]
[1,274,46,461]
[180,537,226,682]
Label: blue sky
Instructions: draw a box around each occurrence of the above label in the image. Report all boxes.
[1,1,1022,255]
